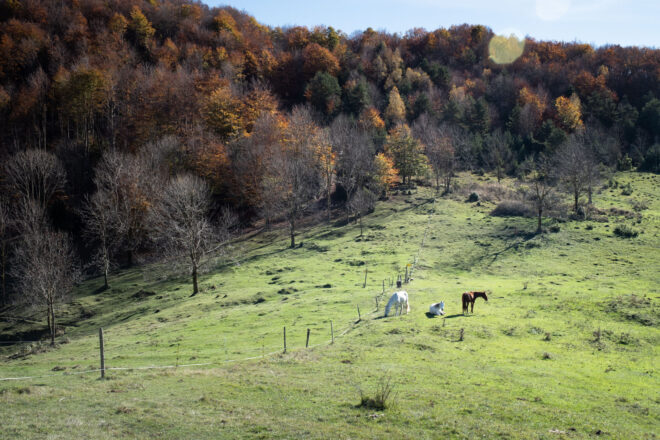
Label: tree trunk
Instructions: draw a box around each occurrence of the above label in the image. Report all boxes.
[537,207,543,233]
[359,214,363,237]
[290,218,296,248]
[102,245,109,289]
[191,264,198,296]
[327,188,331,222]
[1,241,6,305]
[127,250,133,267]
[574,189,579,213]
[49,300,55,346]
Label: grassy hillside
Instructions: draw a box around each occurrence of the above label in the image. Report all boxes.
[1,172,659,439]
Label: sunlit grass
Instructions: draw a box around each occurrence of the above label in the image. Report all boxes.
[1,171,658,439]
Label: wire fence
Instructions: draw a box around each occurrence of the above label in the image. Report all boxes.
[0,197,438,383]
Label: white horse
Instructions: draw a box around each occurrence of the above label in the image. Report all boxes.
[384,291,410,317]
[429,301,445,316]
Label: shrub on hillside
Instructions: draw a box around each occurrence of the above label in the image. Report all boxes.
[490,200,531,217]
[467,192,479,202]
[639,144,660,173]
[358,376,396,410]
[613,224,639,238]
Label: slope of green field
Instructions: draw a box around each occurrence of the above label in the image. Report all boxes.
[1,172,658,439]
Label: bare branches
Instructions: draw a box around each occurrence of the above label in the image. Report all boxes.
[148,174,217,296]
[80,189,122,289]
[11,202,78,345]
[483,129,513,183]
[349,188,376,237]
[414,120,455,193]
[4,149,66,209]
[268,106,324,248]
[93,143,169,266]
[331,115,374,208]
[522,155,558,233]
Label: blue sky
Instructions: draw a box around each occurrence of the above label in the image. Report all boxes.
[204,0,659,48]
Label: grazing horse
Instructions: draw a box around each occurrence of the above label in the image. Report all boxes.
[384,291,410,317]
[429,301,445,316]
[462,291,488,314]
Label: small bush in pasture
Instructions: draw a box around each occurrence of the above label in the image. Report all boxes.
[549,225,560,233]
[467,192,480,202]
[593,328,602,343]
[358,376,396,411]
[617,155,633,171]
[490,200,531,217]
[613,225,639,238]
[606,294,659,327]
[621,183,633,196]
[503,327,517,336]
[542,352,553,360]
[585,224,594,230]
[630,199,649,212]
[617,332,636,345]
[543,332,552,341]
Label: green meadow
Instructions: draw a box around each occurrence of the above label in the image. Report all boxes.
[1,171,658,439]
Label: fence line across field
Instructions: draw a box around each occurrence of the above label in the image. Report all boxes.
[0,197,437,383]
[0,308,381,382]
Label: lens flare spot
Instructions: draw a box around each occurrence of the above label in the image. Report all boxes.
[535,0,570,21]
[488,34,525,64]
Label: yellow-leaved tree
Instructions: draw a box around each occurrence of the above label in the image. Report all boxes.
[555,94,583,132]
[384,86,406,127]
[373,153,398,197]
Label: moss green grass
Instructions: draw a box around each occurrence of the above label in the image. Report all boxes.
[1,171,658,439]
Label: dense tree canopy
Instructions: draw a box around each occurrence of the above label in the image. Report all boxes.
[0,0,659,302]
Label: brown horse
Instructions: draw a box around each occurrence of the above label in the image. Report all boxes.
[462,291,488,314]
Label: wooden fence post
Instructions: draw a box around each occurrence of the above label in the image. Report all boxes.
[331,321,334,344]
[357,305,361,322]
[306,328,310,348]
[283,327,287,353]
[99,328,105,379]
[363,267,368,288]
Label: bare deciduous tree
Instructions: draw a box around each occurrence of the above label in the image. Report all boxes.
[483,129,513,183]
[12,201,78,345]
[149,174,216,296]
[80,189,121,289]
[331,115,374,220]
[0,200,10,305]
[522,155,557,233]
[4,149,66,209]
[556,131,600,214]
[349,188,376,237]
[93,140,170,266]
[414,119,456,194]
[269,106,324,248]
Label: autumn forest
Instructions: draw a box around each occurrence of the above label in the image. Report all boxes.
[1,0,659,312]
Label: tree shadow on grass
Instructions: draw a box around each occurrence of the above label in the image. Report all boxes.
[453,225,541,270]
